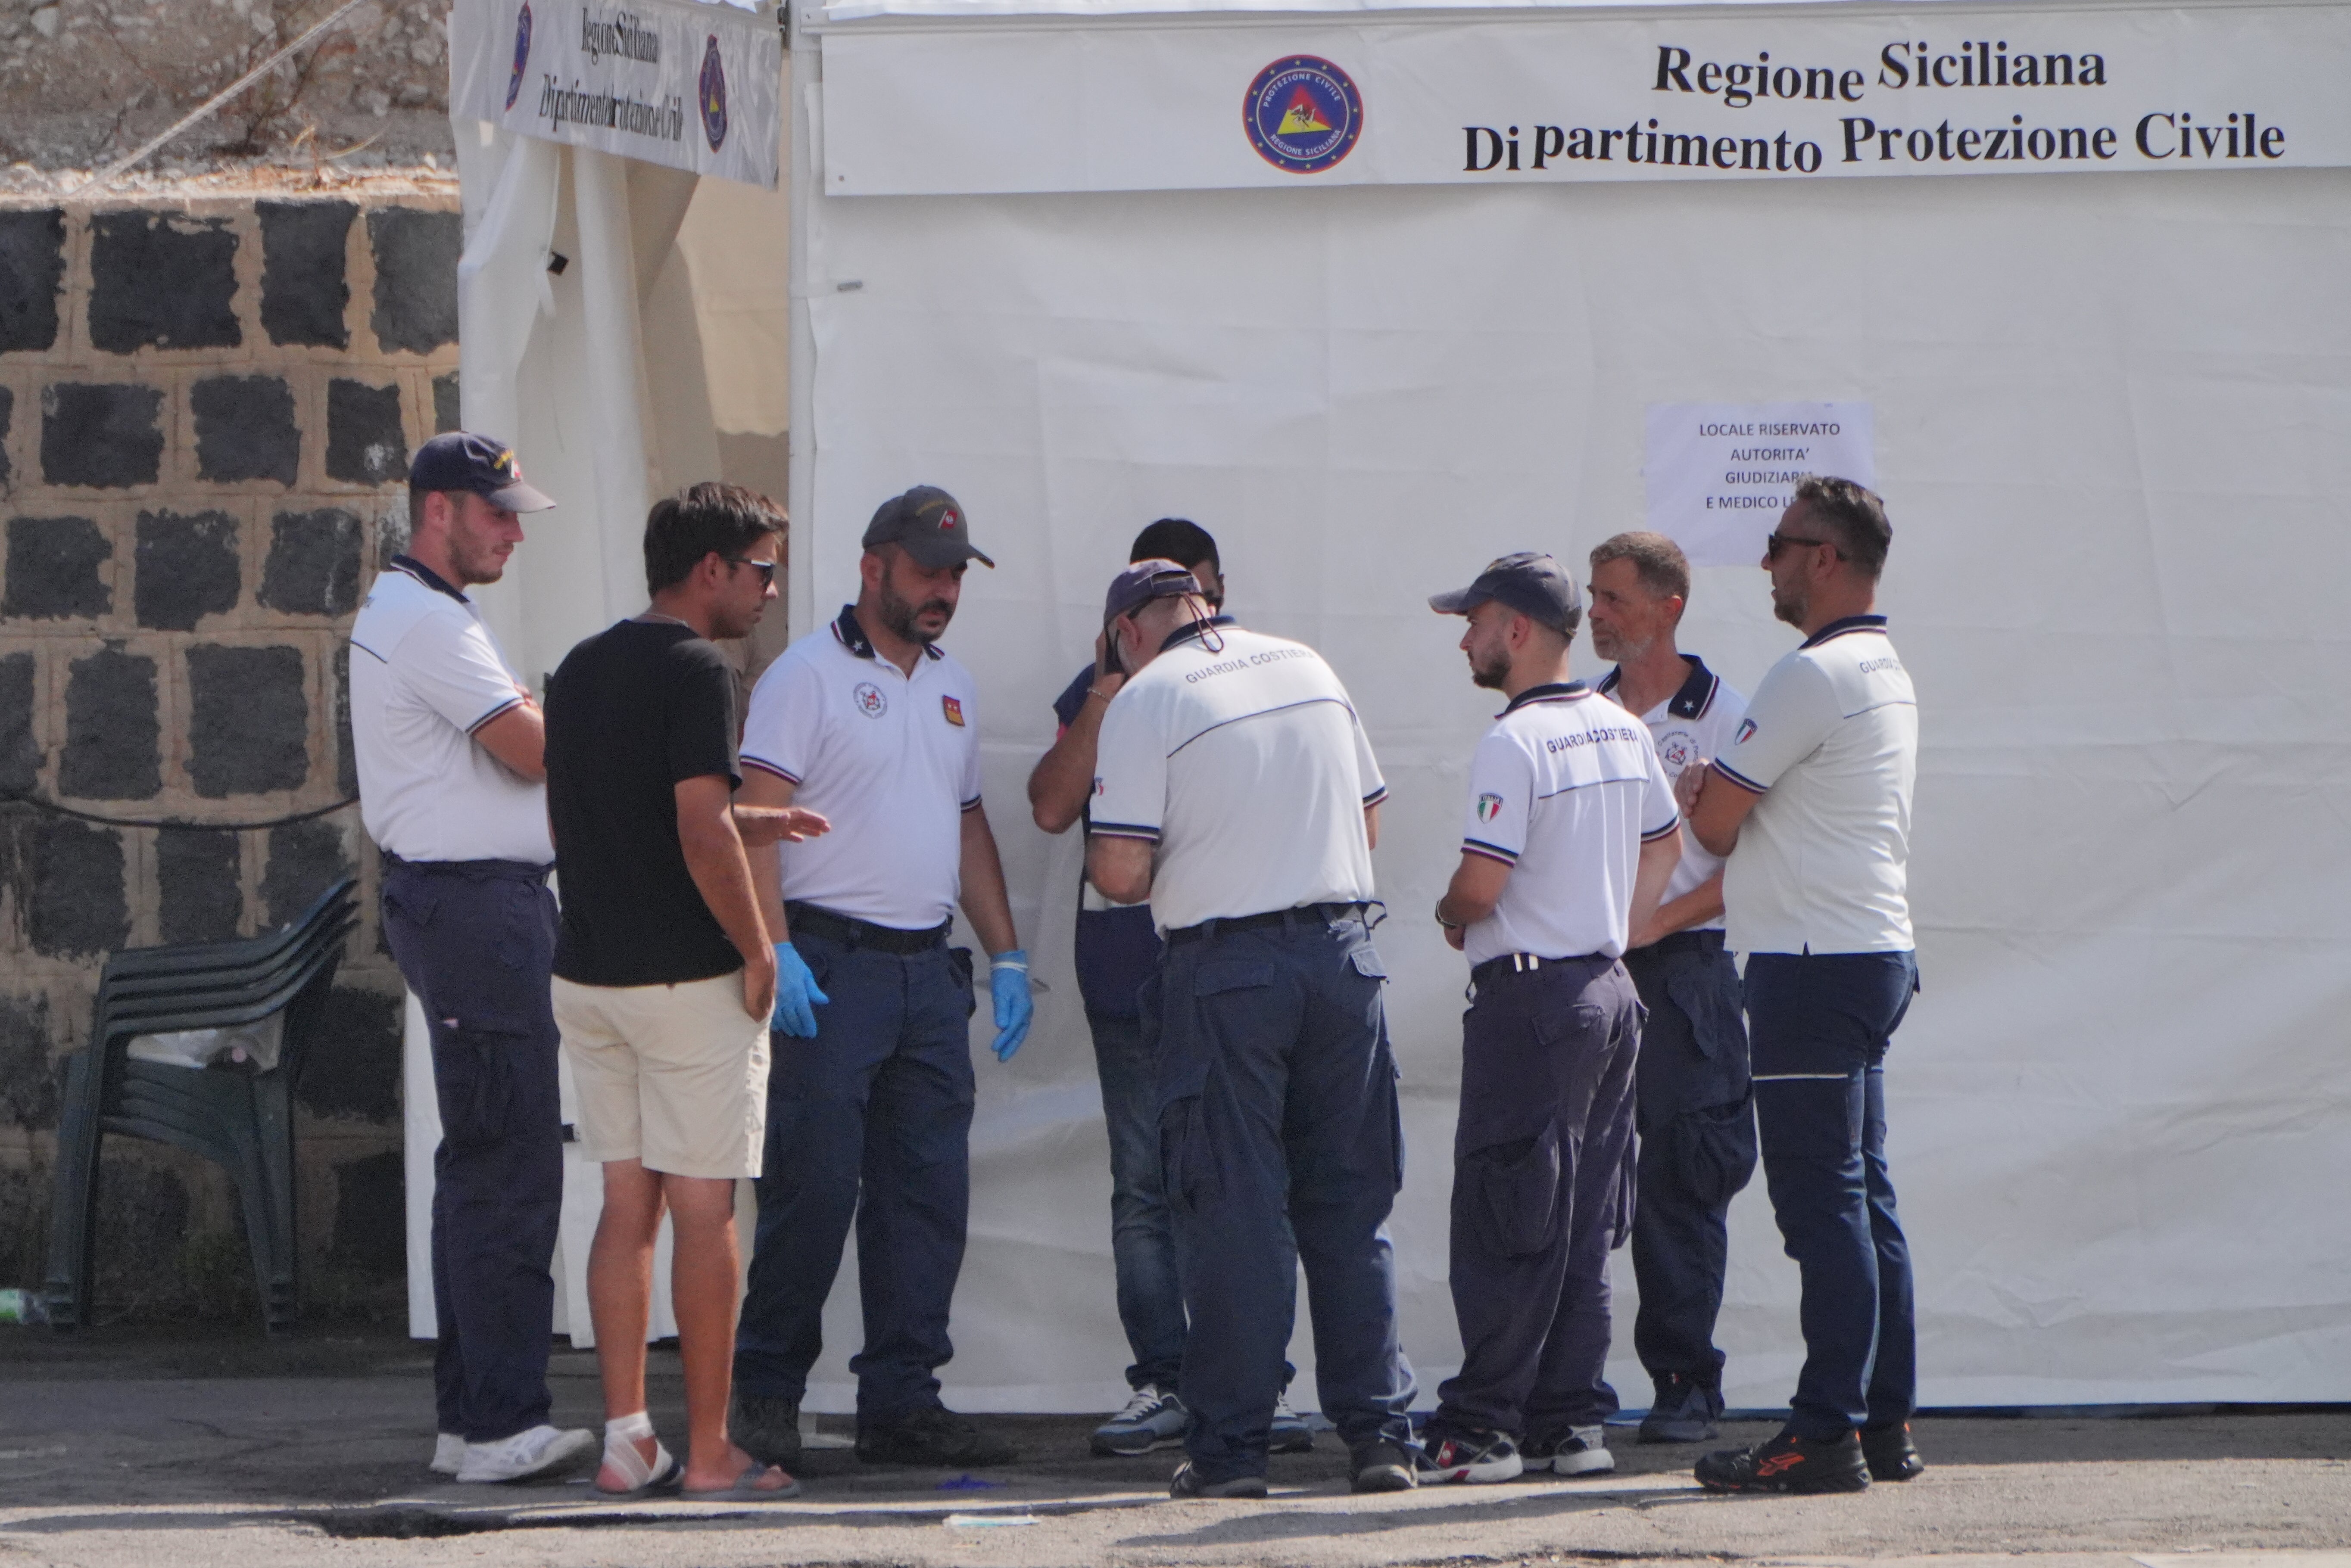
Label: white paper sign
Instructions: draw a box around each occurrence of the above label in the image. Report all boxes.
[450,0,783,188]
[1643,402,1874,569]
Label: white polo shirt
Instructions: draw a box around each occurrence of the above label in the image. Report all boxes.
[1715,615,1917,955]
[1597,656,1748,933]
[348,557,551,864]
[1091,622,1384,935]
[740,606,983,931]
[1459,683,1681,966]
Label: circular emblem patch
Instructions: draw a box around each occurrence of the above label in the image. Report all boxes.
[853,681,887,719]
[699,35,730,150]
[1658,729,1700,773]
[1244,56,1363,174]
[505,1,532,111]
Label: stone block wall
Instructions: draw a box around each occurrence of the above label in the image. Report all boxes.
[0,187,460,1319]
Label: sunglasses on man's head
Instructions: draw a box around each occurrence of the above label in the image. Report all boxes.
[1764,530,1845,562]
[724,556,777,585]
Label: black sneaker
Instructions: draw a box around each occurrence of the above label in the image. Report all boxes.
[1861,1421,1925,1481]
[1639,1374,1724,1444]
[1695,1429,1869,1495]
[855,1406,1018,1468]
[729,1391,802,1466]
[1418,1428,1524,1484]
[1169,1460,1268,1499]
[1349,1438,1419,1493]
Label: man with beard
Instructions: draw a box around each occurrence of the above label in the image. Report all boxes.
[729,485,1034,1470]
[1421,553,1681,1486]
[1678,476,1922,1494]
[1585,532,1758,1446]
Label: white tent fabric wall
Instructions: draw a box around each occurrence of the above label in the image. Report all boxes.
[441,4,2351,1404]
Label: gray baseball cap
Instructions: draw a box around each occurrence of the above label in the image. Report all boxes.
[1104,559,1202,624]
[862,485,995,569]
[1428,551,1583,633]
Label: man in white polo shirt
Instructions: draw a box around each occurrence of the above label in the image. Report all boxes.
[1587,532,1759,1447]
[1679,476,1922,1495]
[1422,553,1682,1487]
[349,432,593,1484]
[1087,561,1418,1500]
[729,486,1033,1471]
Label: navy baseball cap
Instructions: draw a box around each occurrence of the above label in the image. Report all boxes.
[863,485,995,569]
[1103,559,1202,625]
[1429,552,1583,634]
[408,432,555,512]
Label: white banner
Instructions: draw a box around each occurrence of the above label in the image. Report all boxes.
[1645,402,1876,568]
[814,3,2351,195]
[451,0,783,187]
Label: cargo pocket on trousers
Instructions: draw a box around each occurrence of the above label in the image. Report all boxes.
[948,946,978,1020]
[433,1015,524,1154]
[1465,1121,1563,1259]
[1671,1091,1760,1207]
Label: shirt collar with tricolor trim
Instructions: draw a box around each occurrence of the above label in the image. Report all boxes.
[1596,653,1721,720]
[1498,679,1590,717]
[1800,613,1889,650]
[389,554,469,604]
[833,603,944,663]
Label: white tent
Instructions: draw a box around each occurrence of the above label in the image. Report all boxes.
[425,0,2351,1412]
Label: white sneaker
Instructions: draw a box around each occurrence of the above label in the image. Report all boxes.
[1533,1424,1615,1476]
[1269,1389,1315,1453]
[1092,1384,1189,1456]
[429,1433,466,1476]
[454,1424,597,1484]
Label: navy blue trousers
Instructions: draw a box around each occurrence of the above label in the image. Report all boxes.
[1743,950,1919,1440]
[380,858,564,1444]
[1435,954,1641,1442]
[734,929,976,1423]
[1088,1008,1189,1393]
[1622,933,1757,1388]
[1150,911,1416,1483]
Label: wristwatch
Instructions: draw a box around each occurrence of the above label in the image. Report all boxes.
[1434,899,1462,930]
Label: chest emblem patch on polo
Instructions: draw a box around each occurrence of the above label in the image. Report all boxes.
[1659,729,1699,772]
[1475,793,1503,823]
[941,695,965,727]
[854,681,887,718]
[1735,718,1757,744]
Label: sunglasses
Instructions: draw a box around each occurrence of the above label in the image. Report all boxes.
[724,556,778,585]
[1764,530,1846,562]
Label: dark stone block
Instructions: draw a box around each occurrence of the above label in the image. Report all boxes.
[261,816,351,927]
[134,510,240,631]
[0,990,61,1132]
[60,645,159,800]
[332,644,354,798]
[0,208,64,353]
[0,383,12,493]
[368,208,461,356]
[432,372,461,434]
[328,1149,406,1275]
[259,508,362,616]
[87,210,240,353]
[3,515,112,620]
[41,383,163,488]
[186,644,308,797]
[16,815,128,958]
[0,653,37,795]
[300,984,401,1123]
[191,375,299,486]
[157,828,242,945]
[325,380,407,485]
[256,200,354,349]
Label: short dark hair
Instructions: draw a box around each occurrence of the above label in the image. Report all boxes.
[1588,531,1691,605]
[644,482,785,594]
[1791,475,1891,580]
[1129,517,1218,572]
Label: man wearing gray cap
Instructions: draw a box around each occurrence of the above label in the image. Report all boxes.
[1424,554,1682,1486]
[729,485,1032,1470]
[1088,561,1418,1499]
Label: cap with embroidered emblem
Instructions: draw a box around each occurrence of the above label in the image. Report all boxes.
[408,431,555,513]
[862,485,995,569]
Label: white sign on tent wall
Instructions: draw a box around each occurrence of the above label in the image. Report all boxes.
[1643,401,1874,568]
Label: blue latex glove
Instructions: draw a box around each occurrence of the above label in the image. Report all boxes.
[988,950,1034,1062]
[772,942,828,1038]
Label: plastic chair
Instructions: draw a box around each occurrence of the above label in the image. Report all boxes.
[42,880,359,1332]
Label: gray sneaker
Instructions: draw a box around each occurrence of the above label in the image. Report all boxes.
[1092,1384,1189,1456]
[1529,1424,1615,1476]
[730,1391,803,1467]
[1269,1388,1316,1453]
[1639,1374,1724,1444]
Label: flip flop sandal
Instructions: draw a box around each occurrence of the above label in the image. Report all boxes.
[681,1463,802,1502]
[592,1437,685,1499]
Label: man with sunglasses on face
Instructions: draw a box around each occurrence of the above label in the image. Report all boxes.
[1677,476,1923,1495]
[729,486,1033,1471]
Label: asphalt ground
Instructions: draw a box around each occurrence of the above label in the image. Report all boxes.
[1,1324,2346,1567]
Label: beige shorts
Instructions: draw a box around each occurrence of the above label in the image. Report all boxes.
[553,972,770,1180]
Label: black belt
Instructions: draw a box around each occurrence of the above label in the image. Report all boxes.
[1165,902,1371,947]
[1634,929,1727,958]
[381,852,551,882]
[786,902,949,955]
[1469,949,1613,988]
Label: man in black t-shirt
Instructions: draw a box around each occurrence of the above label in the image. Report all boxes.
[546,484,826,1502]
